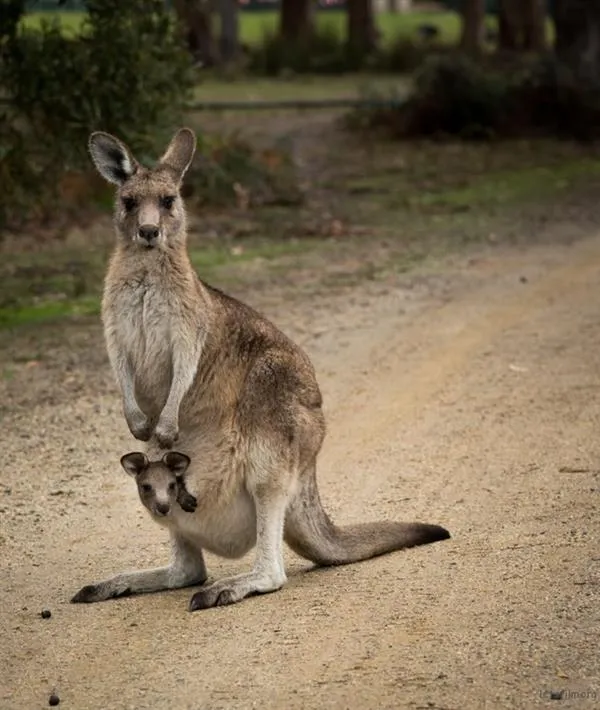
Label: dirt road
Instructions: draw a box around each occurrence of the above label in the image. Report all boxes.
[2,232,599,709]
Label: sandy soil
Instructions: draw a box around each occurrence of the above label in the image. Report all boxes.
[2,230,599,709]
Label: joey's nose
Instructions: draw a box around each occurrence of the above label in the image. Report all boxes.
[155,502,170,516]
[138,225,159,243]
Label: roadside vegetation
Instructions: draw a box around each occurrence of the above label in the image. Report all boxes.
[2,0,600,331]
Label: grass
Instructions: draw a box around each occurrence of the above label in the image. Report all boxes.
[5,136,600,331]
[21,10,464,46]
[336,150,600,218]
[0,237,323,331]
[409,159,600,212]
[0,298,100,330]
[192,74,408,102]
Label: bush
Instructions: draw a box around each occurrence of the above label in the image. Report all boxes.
[187,132,303,208]
[0,0,194,232]
[506,58,600,141]
[247,24,350,75]
[346,54,600,142]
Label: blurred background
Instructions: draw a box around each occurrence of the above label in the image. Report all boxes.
[2,0,600,328]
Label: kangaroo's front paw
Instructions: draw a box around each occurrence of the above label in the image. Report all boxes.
[154,417,178,449]
[178,492,198,513]
[125,406,152,442]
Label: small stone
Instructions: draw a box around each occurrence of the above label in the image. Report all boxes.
[41,609,52,619]
[49,694,60,706]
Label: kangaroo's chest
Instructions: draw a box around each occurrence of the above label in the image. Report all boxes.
[112,283,173,407]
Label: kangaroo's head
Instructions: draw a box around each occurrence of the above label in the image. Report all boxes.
[88,128,196,250]
[120,451,194,518]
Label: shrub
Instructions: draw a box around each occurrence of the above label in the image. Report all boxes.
[0,0,194,232]
[346,54,600,142]
[187,131,303,208]
[247,24,349,75]
[506,57,600,141]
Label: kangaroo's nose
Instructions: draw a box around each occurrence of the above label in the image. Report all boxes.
[155,502,170,516]
[138,225,159,243]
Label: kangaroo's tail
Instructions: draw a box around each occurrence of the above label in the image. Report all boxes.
[284,467,450,566]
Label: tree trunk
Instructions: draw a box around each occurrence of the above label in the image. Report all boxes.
[0,0,26,39]
[172,0,218,67]
[215,0,239,63]
[553,0,600,84]
[498,0,546,52]
[347,0,378,61]
[279,0,314,43]
[522,0,546,51]
[498,0,521,50]
[459,0,485,55]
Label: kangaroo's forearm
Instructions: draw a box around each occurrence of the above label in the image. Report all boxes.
[162,331,206,419]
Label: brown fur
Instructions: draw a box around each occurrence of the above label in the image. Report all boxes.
[71,128,450,610]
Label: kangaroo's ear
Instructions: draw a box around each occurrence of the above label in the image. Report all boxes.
[120,452,149,477]
[88,132,139,186]
[162,451,191,476]
[158,128,196,183]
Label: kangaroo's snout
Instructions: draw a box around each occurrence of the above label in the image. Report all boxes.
[155,501,170,516]
[138,224,159,245]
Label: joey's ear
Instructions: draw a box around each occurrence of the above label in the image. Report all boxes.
[162,451,191,476]
[120,452,149,477]
[158,128,196,183]
[88,132,139,185]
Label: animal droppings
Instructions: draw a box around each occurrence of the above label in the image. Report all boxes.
[40,609,52,619]
[49,693,60,706]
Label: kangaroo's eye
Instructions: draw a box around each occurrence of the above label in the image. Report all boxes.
[160,195,176,210]
[141,483,152,494]
[168,481,176,492]
[122,197,138,212]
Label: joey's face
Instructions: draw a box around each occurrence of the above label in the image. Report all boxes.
[120,451,192,520]
[135,466,179,518]
[117,169,185,250]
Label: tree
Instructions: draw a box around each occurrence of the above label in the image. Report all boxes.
[215,0,239,63]
[347,0,378,62]
[172,0,218,66]
[279,0,314,43]
[552,0,600,83]
[460,0,485,54]
[498,0,546,52]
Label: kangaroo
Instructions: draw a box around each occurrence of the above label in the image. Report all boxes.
[121,451,198,516]
[71,128,450,611]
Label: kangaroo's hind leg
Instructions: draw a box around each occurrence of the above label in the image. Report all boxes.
[71,532,208,603]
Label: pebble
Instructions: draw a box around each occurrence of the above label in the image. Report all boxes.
[49,694,60,706]
[41,609,52,619]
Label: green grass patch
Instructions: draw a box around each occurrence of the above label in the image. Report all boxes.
[20,9,557,52]
[193,74,407,102]
[0,297,100,330]
[409,159,600,212]
[20,10,86,34]
[326,139,600,228]
[0,236,320,330]
[21,10,463,46]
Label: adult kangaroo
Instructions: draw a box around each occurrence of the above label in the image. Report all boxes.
[71,128,450,611]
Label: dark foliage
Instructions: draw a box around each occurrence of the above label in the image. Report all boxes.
[0,0,194,231]
[346,54,600,142]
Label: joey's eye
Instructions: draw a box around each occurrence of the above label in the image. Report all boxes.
[122,197,137,212]
[168,481,176,492]
[141,483,152,494]
[160,195,176,210]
